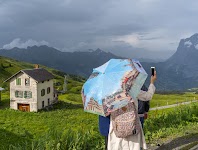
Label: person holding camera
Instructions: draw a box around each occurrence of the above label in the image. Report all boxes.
[107,70,157,150]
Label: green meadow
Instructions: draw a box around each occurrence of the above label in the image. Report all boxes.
[0,90,198,149]
[151,92,198,108]
[0,90,102,150]
[0,56,198,149]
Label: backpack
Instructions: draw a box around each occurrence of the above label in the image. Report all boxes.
[138,100,150,114]
[138,84,150,114]
[144,101,150,112]
[111,99,141,138]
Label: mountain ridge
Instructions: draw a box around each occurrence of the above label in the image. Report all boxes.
[0,46,122,77]
[1,34,198,90]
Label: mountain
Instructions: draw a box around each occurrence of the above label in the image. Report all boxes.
[1,34,198,90]
[161,33,198,90]
[111,48,174,62]
[167,33,198,66]
[0,46,122,77]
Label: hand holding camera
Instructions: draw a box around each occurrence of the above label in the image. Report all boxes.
[150,67,157,84]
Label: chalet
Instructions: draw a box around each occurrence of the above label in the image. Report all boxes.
[4,66,58,112]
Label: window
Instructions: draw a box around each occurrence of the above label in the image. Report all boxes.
[42,101,44,108]
[25,78,30,86]
[15,91,23,98]
[47,87,50,94]
[24,91,32,99]
[48,98,50,105]
[16,78,21,85]
[41,89,45,96]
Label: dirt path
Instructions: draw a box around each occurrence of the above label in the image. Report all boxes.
[147,133,198,150]
[150,100,198,111]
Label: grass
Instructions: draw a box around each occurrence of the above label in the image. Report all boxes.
[0,56,198,149]
[144,103,198,144]
[0,100,101,149]
[150,92,198,108]
[0,89,198,149]
[59,93,82,104]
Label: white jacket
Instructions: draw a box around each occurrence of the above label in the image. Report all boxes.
[108,84,156,150]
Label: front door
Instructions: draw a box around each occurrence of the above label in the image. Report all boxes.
[18,104,30,112]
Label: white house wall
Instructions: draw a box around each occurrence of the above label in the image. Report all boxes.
[10,72,38,112]
[37,80,54,109]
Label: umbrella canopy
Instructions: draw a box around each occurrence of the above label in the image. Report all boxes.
[81,59,147,116]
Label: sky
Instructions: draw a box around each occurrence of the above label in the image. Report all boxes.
[0,0,198,59]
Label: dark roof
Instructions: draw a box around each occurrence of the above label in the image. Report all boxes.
[4,68,54,82]
[22,68,54,82]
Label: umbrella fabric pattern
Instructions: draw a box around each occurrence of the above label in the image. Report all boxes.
[81,59,147,116]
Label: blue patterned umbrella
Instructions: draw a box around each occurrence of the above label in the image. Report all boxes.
[81,59,147,116]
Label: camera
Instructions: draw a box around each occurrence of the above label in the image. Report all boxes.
[151,67,155,76]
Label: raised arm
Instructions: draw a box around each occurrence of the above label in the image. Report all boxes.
[137,70,157,101]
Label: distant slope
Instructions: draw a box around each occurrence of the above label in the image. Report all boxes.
[0,56,84,93]
[0,46,123,77]
[0,56,34,85]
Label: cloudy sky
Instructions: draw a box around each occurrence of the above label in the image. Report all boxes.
[0,0,198,59]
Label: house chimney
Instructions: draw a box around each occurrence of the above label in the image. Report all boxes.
[34,64,39,69]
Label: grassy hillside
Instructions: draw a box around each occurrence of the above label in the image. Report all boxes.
[0,55,85,90]
[151,92,198,108]
[0,56,198,149]
[0,56,103,149]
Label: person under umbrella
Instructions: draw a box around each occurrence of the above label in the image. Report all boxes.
[99,71,156,150]
[108,71,156,150]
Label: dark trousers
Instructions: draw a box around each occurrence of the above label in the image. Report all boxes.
[105,136,108,150]
[139,117,144,129]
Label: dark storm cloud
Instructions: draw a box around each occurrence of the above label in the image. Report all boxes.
[0,0,114,48]
[1,0,198,59]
